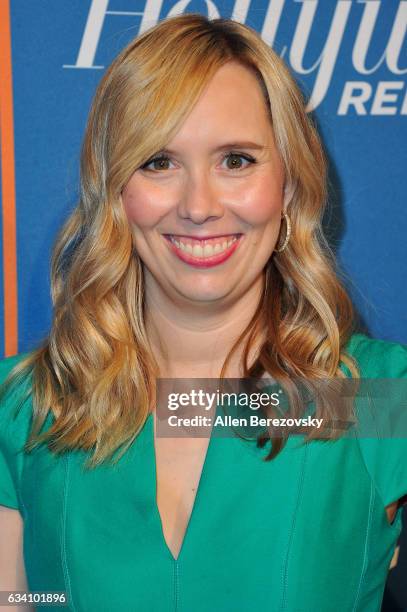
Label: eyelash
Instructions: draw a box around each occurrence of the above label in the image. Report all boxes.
[140,152,257,172]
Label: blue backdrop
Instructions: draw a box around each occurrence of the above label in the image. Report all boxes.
[1,0,406,356]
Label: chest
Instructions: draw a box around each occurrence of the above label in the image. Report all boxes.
[20,427,401,611]
[154,435,399,541]
[154,434,210,560]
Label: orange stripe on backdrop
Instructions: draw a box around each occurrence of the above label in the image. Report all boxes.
[0,0,18,357]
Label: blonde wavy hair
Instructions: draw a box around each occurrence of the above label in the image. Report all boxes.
[1,13,359,467]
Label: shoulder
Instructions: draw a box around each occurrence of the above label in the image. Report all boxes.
[0,352,29,380]
[0,353,34,510]
[0,352,33,389]
[0,352,34,443]
[344,334,407,509]
[343,332,407,378]
[0,351,33,407]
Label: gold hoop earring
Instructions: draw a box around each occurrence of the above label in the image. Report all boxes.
[275,212,291,253]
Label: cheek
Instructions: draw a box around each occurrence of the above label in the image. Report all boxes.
[232,177,283,225]
[122,176,173,228]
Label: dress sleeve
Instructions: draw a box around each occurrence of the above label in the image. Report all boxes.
[0,354,32,510]
[348,334,407,508]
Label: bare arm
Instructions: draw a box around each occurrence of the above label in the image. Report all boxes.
[386,496,407,571]
[0,506,34,612]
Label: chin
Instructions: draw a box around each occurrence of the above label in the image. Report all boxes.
[174,281,235,304]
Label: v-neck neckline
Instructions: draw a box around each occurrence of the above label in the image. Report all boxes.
[148,411,216,563]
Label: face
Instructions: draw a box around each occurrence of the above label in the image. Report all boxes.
[122,61,285,307]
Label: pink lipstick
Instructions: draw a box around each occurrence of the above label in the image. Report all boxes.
[163,234,243,268]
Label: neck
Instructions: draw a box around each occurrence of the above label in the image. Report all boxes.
[145,276,265,378]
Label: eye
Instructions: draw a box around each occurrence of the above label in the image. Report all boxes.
[140,155,175,172]
[140,151,257,172]
[221,152,257,170]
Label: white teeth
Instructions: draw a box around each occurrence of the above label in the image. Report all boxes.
[169,235,239,258]
[192,244,204,257]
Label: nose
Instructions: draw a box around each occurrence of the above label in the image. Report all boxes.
[177,172,224,225]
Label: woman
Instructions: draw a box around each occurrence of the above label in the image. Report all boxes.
[0,13,406,612]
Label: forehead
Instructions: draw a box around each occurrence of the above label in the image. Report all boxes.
[168,61,273,147]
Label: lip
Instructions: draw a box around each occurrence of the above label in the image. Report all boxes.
[164,233,240,240]
[163,233,243,268]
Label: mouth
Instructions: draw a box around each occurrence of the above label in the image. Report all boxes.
[163,233,243,268]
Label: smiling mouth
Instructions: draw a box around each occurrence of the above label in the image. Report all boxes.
[163,233,243,267]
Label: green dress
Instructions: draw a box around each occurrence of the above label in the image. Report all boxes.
[1,333,407,611]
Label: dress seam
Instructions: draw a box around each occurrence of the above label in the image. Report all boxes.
[173,560,179,612]
[352,480,374,612]
[17,445,32,585]
[280,441,308,611]
[61,454,75,611]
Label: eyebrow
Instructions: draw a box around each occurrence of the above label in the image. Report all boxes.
[159,141,267,155]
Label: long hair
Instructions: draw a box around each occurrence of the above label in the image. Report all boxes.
[0,14,358,467]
